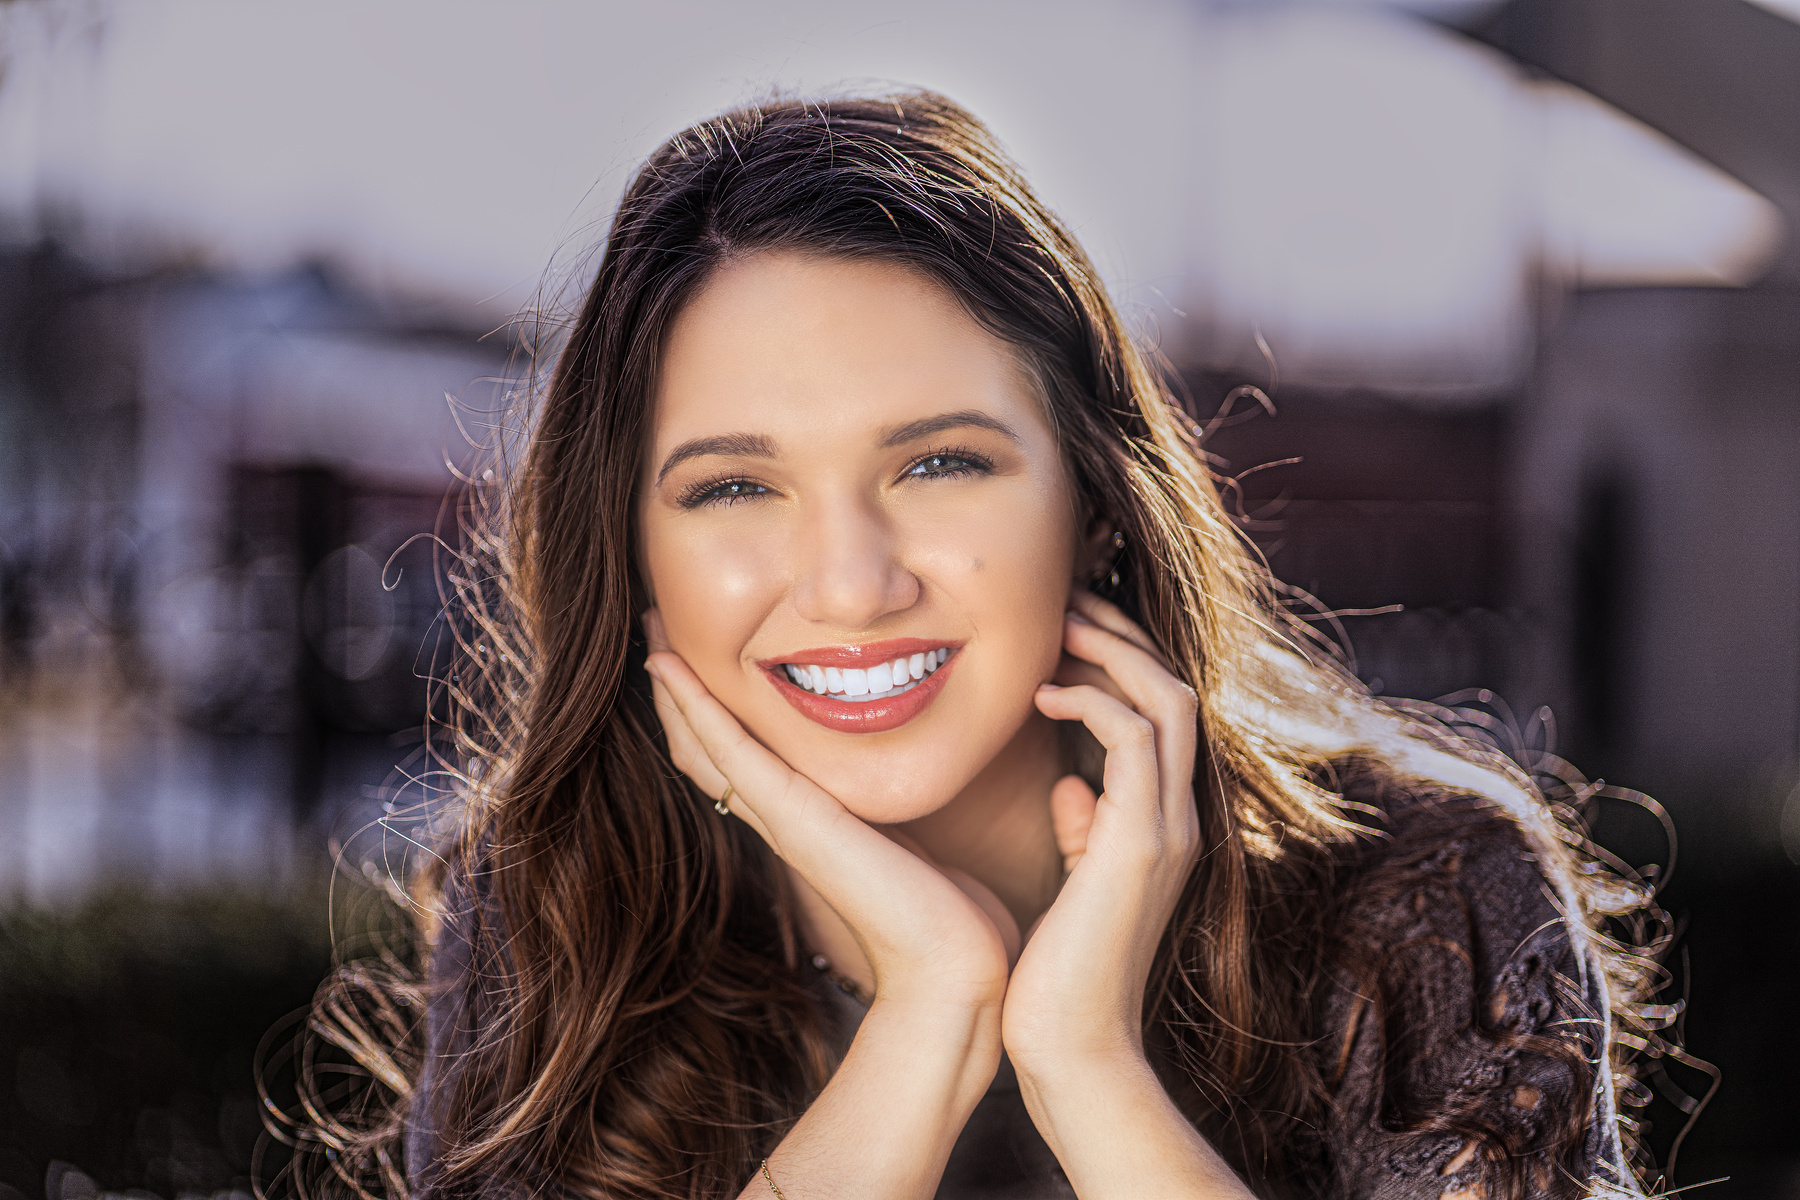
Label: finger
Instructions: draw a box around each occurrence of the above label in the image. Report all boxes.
[1032,684,1160,820]
[1061,613,1196,723]
[647,650,845,851]
[1051,653,1127,703]
[640,610,720,788]
[1050,773,1097,873]
[644,666,780,839]
[1068,588,1166,665]
[647,666,727,784]
[641,610,730,804]
[1059,615,1199,817]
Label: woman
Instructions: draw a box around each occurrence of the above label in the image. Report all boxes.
[297,91,1664,1200]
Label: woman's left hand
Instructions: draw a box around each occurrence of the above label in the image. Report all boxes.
[1002,589,1200,1068]
[1003,591,1255,1200]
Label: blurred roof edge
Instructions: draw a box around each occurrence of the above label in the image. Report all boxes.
[1461,0,1800,281]
[0,215,526,356]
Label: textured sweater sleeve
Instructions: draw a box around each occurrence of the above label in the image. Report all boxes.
[1318,791,1641,1200]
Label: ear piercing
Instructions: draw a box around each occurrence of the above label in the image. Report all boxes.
[1092,528,1126,588]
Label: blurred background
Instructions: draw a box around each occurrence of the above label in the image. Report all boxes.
[0,0,1796,1195]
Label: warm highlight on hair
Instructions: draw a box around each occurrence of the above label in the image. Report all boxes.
[269,91,1682,1200]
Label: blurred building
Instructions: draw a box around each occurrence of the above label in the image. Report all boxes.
[1174,0,1800,876]
[0,243,508,899]
[1472,0,1800,867]
[132,263,503,737]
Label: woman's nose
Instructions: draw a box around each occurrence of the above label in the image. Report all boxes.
[791,497,919,629]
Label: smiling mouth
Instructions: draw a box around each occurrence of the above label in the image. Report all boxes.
[776,646,952,702]
[760,640,961,733]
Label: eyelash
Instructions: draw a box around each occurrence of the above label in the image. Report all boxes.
[903,445,995,480]
[677,477,769,508]
[677,445,997,510]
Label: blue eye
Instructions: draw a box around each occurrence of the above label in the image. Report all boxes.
[906,449,993,479]
[683,478,769,508]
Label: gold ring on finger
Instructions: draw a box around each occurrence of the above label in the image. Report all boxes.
[714,785,734,816]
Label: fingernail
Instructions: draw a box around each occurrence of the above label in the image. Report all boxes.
[645,660,663,682]
[1038,682,1062,691]
[1066,610,1092,625]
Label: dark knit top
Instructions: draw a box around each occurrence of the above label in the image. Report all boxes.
[405,773,1642,1200]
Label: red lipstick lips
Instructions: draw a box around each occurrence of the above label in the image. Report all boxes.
[759,638,960,734]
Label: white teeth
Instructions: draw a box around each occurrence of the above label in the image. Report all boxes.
[779,647,952,700]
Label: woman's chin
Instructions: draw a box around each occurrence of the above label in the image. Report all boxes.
[791,760,968,826]
[841,794,957,827]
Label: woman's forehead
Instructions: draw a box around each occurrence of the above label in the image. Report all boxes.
[648,251,1050,458]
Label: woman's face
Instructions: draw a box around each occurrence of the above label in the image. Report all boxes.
[638,251,1081,823]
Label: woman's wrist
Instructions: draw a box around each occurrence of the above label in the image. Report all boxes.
[1003,999,1145,1084]
[747,996,1003,1200]
[1009,1035,1149,1110]
[862,993,1006,1109]
[1013,1048,1255,1200]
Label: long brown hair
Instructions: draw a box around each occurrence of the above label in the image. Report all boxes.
[273,90,1674,1200]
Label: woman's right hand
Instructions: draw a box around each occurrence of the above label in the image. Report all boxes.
[646,613,1008,1200]
[643,612,1013,1017]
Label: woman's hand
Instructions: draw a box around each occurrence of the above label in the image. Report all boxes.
[1003,592,1255,1200]
[645,611,1013,1200]
[643,611,1014,1014]
[1002,589,1201,1065]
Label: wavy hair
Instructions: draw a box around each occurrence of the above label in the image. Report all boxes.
[265,90,1685,1200]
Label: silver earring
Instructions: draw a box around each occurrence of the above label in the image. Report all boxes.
[1094,530,1124,589]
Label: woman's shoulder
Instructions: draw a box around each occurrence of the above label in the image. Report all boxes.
[1313,757,1642,1199]
[1326,757,1583,973]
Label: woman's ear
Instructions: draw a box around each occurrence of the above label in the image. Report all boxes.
[1077,518,1120,583]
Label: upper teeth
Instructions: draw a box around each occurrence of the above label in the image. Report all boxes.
[783,648,950,699]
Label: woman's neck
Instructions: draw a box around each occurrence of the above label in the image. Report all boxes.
[896,710,1065,935]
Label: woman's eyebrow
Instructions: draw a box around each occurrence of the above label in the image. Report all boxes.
[879,409,1020,447]
[655,432,778,486]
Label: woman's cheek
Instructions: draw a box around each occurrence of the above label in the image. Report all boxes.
[650,528,780,692]
[963,500,1075,664]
